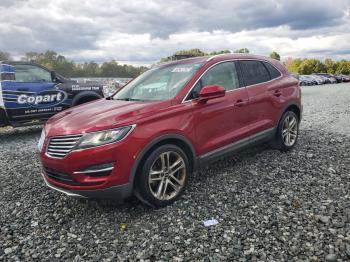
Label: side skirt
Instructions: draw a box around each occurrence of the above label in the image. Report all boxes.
[197,127,275,168]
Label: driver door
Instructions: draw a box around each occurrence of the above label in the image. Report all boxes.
[188,61,251,156]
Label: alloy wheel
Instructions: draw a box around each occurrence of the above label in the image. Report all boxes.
[148,151,186,201]
[282,115,298,146]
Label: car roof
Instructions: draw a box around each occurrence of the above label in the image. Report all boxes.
[162,53,277,65]
[159,53,284,71]
[1,60,46,67]
[159,53,286,73]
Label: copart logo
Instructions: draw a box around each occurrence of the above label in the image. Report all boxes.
[17,90,68,108]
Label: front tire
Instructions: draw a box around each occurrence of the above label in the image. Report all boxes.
[273,111,299,152]
[135,144,190,207]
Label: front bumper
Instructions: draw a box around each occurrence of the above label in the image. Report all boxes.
[41,172,132,200]
[39,132,141,191]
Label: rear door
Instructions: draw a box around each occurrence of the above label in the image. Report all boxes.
[238,60,282,135]
[189,61,251,155]
[2,64,68,125]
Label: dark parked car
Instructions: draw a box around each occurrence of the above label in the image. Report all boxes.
[299,75,314,86]
[309,75,326,85]
[339,75,350,82]
[38,54,302,207]
[333,75,343,83]
[313,73,337,84]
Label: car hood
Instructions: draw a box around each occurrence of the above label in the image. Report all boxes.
[45,98,172,136]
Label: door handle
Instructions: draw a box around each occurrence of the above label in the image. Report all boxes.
[234,99,248,107]
[273,90,282,97]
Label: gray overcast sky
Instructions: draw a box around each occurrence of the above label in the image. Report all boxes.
[0,0,349,65]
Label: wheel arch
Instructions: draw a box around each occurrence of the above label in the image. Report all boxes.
[272,103,301,151]
[282,103,301,121]
[273,102,301,139]
[71,91,103,106]
[0,107,9,127]
[129,134,197,187]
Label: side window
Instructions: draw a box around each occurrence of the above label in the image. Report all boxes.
[263,62,281,79]
[188,62,240,100]
[1,73,15,81]
[14,64,52,83]
[240,60,270,86]
[201,62,240,91]
[190,81,202,99]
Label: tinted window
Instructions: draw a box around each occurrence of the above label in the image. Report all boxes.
[202,62,240,90]
[240,60,270,86]
[14,64,52,83]
[188,62,240,99]
[263,62,281,79]
[1,73,15,81]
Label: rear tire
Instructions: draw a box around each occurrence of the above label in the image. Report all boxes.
[272,111,299,152]
[135,144,190,207]
[0,109,9,127]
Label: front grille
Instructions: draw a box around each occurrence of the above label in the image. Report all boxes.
[46,134,83,158]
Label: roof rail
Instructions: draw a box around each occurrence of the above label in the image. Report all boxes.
[206,53,232,61]
[173,54,195,60]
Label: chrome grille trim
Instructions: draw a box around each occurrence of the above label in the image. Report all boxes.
[46,134,83,158]
[48,145,75,149]
[50,142,78,145]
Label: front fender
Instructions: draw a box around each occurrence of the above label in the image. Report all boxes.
[128,133,198,186]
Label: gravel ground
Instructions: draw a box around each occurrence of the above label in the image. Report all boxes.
[302,83,350,136]
[1,83,350,261]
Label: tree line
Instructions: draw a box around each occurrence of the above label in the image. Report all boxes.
[285,58,350,75]
[159,48,250,62]
[160,48,350,75]
[0,50,148,78]
[1,49,350,78]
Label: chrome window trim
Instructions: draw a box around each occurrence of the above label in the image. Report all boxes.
[182,58,283,103]
[206,54,226,61]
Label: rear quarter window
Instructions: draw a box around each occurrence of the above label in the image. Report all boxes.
[239,60,270,86]
[263,62,282,79]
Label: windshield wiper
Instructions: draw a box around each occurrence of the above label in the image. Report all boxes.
[115,98,144,101]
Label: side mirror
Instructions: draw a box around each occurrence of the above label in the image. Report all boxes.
[51,71,61,83]
[198,85,225,103]
[51,71,57,81]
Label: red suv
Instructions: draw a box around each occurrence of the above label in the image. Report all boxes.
[38,54,301,207]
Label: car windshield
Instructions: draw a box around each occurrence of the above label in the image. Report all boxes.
[113,62,203,101]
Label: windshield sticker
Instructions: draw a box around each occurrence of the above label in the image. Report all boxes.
[171,67,193,73]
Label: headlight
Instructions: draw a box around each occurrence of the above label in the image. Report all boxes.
[37,129,46,152]
[75,125,135,150]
